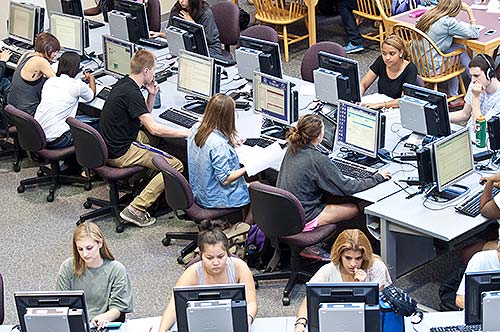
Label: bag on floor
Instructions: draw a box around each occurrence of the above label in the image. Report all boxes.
[379,297,404,332]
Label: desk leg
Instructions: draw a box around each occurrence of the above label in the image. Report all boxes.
[305,0,318,46]
[380,218,397,281]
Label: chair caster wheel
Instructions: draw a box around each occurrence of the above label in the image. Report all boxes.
[47,192,55,202]
[116,225,125,233]
[83,182,92,191]
[17,184,25,193]
[83,201,92,209]
[282,297,290,306]
[162,237,171,246]
[37,169,44,177]
[177,256,185,264]
[254,281,259,289]
[13,164,20,172]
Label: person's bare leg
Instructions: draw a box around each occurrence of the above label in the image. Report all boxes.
[316,203,359,226]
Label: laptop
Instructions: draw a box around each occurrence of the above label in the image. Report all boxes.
[316,112,337,154]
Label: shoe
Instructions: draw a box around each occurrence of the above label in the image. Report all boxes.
[120,207,156,227]
[300,244,331,261]
[345,42,364,54]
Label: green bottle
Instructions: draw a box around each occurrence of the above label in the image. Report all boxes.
[476,114,487,148]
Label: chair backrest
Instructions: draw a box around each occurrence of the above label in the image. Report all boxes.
[0,272,4,325]
[4,104,47,152]
[240,25,279,43]
[375,0,392,20]
[248,182,306,237]
[355,0,381,18]
[211,1,240,50]
[66,117,108,169]
[393,23,462,79]
[300,41,346,82]
[146,0,161,32]
[253,0,306,21]
[152,155,194,211]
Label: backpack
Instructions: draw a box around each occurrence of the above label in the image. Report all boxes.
[379,297,404,332]
[392,0,420,15]
[239,8,250,30]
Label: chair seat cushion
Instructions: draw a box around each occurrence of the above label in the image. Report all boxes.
[280,224,337,248]
[38,146,75,160]
[186,202,241,222]
[94,165,146,181]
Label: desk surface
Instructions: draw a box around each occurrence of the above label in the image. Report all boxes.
[404,311,464,332]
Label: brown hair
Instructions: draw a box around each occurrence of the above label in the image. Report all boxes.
[171,0,208,22]
[194,94,237,147]
[130,49,156,75]
[382,35,409,60]
[34,32,60,59]
[415,0,462,33]
[197,220,230,255]
[330,229,374,270]
[72,222,114,277]
[286,114,323,154]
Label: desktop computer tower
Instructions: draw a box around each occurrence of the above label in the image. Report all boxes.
[235,47,261,80]
[35,6,45,37]
[109,10,139,43]
[313,68,340,105]
[416,146,433,184]
[165,26,186,56]
[488,116,500,151]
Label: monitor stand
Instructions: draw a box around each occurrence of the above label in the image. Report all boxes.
[429,184,469,202]
[182,100,207,115]
[344,151,387,169]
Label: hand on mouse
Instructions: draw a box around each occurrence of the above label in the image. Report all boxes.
[480,173,500,187]
[379,170,391,180]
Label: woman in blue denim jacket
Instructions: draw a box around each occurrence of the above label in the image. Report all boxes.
[187,94,250,209]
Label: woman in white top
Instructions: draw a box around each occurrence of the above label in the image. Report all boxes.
[34,51,96,149]
[294,229,392,332]
[158,220,257,332]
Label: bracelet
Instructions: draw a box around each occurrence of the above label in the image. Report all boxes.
[248,314,254,324]
[295,316,307,324]
[294,322,306,327]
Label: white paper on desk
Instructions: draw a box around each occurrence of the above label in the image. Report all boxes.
[235,111,263,139]
[470,4,488,9]
[361,93,393,105]
[487,0,500,12]
[299,83,316,110]
[236,142,286,176]
[126,317,161,332]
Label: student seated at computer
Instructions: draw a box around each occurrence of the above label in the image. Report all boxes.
[294,229,392,332]
[56,221,133,329]
[84,0,114,22]
[149,0,222,57]
[158,220,257,332]
[360,35,418,109]
[480,172,500,219]
[449,54,500,125]
[34,51,97,149]
[7,32,60,116]
[0,49,12,99]
[100,49,189,227]
[415,0,479,98]
[277,114,390,238]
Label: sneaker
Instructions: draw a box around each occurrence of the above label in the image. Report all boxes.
[345,42,364,54]
[120,207,156,227]
[300,244,331,261]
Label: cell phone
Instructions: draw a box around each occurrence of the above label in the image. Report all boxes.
[485,29,497,36]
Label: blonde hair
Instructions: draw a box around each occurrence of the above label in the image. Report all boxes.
[415,0,462,33]
[130,50,156,75]
[72,222,114,277]
[382,35,409,60]
[330,229,374,270]
[286,114,323,154]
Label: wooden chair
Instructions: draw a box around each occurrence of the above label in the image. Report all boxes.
[253,0,309,62]
[352,0,388,48]
[393,23,466,102]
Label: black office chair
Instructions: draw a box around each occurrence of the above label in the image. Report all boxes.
[0,98,23,172]
[66,117,146,233]
[248,182,338,305]
[0,272,4,324]
[4,105,90,202]
[152,155,243,264]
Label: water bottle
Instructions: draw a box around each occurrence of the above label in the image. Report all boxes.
[475,114,487,148]
[153,88,161,109]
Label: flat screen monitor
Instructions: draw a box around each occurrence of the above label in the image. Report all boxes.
[317,112,336,153]
[318,51,361,103]
[113,0,149,39]
[177,49,218,101]
[60,0,83,17]
[173,284,248,332]
[171,16,209,57]
[335,100,380,159]
[432,127,474,193]
[306,283,379,332]
[252,71,298,127]
[14,290,91,332]
[238,36,282,79]
[9,2,37,46]
[102,35,134,77]
[402,83,451,137]
[49,12,84,55]
[464,270,500,325]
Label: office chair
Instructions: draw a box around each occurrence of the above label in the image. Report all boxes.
[152,155,243,264]
[300,41,346,83]
[211,1,240,59]
[248,182,337,305]
[4,105,90,202]
[0,98,23,172]
[146,0,161,32]
[66,117,146,233]
[240,25,279,43]
[0,272,3,324]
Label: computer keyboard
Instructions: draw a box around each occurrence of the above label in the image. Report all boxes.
[1,47,23,64]
[96,87,112,100]
[159,108,198,128]
[244,137,276,148]
[155,69,173,83]
[455,187,500,217]
[429,324,481,332]
[330,157,378,178]
[138,37,168,49]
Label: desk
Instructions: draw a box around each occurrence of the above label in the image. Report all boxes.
[404,311,463,331]
[384,0,500,56]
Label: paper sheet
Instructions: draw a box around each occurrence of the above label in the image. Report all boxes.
[126,316,161,332]
[361,93,393,105]
[235,111,263,139]
[236,142,287,176]
[487,0,500,12]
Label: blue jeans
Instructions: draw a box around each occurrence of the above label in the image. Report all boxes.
[46,115,100,149]
[338,0,363,46]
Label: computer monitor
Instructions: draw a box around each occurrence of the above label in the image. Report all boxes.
[464,270,500,325]
[318,51,361,103]
[14,290,91,332]
[252,71,298,127]
[49,12,86,55]
[306,282,379,332]
[113,0,149,39]
[102,35,135,77]
[431,127,474,200]
[236,36,282,79]
[173,284,248,332]
[9,2,38,46]
[317,112,337,153]
[401,83,451,137]
[60,0,83,17]
[170,16,209,57]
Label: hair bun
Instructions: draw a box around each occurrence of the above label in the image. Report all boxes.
[198,219,226,232]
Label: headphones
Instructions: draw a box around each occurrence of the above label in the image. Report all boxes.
[479,54,495,80]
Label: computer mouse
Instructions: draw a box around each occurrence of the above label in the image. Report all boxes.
[165,53,174,60]
[480,179,487,185]
[410,311,423,324]
[233,74,242,81]
[221,69,228,79]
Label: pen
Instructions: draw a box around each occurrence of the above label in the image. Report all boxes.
[148,326,153,332]
[133,142,173,159]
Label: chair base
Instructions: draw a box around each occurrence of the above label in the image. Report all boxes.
[254,269,312,306]
[0,138,23,172]
[162,231,198,264]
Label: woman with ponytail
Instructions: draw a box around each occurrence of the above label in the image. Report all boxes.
[158,220,257,332]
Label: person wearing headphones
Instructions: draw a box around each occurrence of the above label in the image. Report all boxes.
[449,54,500,125]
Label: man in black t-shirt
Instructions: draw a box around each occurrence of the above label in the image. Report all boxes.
[100,50,189,227]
